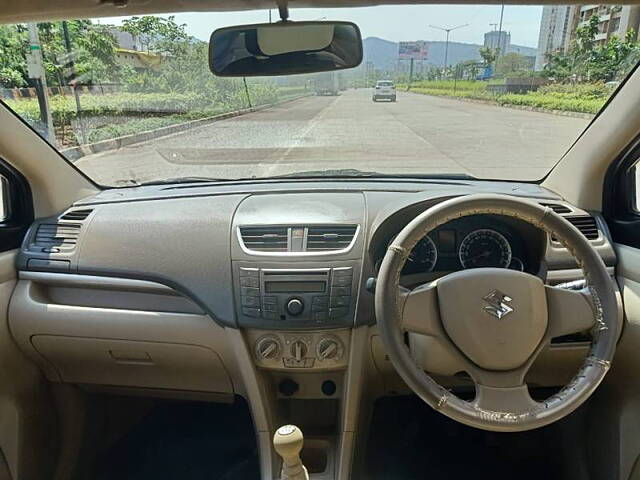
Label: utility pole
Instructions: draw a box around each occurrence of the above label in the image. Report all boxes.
[497,5,505,58]
[429,23,470,79]
[408,57,414,90]
[61,21,87,145]
[26,23,55,144]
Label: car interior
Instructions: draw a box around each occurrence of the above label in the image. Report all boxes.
[3,0,640,479]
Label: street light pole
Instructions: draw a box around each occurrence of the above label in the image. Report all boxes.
[429,23,470,78]
[497,5,505,56]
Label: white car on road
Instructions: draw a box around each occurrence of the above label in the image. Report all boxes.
[373,80,396,102]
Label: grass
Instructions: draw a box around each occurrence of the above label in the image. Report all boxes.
[401,80,609,115]
[4,86,309,147]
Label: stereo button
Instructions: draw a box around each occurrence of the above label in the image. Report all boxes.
[240,277,259,287]
[242,307,260,318]
[329,307,349,319]
[330,296,351,307]
[241,296,260,307]
[331,276,352,287]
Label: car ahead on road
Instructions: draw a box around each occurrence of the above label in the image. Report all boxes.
[373,80,396,102]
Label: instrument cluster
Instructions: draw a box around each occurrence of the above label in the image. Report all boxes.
[399,216,528,275]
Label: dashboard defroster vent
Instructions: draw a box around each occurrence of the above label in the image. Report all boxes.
[33,223,81,250]
[60,208,93,221]
[306,225,358,251]
[239,226,288,252]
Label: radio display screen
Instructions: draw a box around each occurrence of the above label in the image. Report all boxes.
[265,281,326,293]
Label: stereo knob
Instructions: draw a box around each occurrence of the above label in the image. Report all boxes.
[286,298,304,316]
[256,336,281,360]
[316,336,343,361]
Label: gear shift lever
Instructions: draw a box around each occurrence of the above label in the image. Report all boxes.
[273,425,309,480]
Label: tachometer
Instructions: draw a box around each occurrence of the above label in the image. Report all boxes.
[459,229,511,269]
[407,235,438,272]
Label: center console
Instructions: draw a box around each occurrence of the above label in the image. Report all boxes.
[234,261,361,330]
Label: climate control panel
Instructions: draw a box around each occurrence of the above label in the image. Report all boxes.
[247,329,349,371]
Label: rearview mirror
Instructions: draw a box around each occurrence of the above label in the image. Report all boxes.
[209,21,363,77]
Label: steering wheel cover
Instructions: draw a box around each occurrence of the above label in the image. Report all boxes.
[375,194,617,432]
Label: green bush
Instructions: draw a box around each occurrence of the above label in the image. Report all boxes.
[405,80,608,114]
[6,85,309,145]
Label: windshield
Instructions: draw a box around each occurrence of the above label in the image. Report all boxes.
[2,5,639,186]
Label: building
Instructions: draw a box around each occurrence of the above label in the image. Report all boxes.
[566,5,640,47]
[535,5,574,70]
[484,30,511,53]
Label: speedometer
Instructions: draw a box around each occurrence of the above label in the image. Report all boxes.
[459,229,512,269]
[407,235,438,272]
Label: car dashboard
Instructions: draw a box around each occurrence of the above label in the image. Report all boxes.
[5,178,616,403]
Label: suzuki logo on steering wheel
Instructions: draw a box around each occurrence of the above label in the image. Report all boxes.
[482,289,514,319]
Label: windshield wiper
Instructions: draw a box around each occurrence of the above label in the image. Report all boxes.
[267,169,477,180]
[120,176,233,187]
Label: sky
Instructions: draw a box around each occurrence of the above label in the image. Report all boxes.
[100,4,543,49]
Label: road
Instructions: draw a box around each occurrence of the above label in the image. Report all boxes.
[76,89,590,186]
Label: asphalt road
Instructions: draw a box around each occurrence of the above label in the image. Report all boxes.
[76,89,590,186]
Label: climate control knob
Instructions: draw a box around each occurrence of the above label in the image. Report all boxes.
[286,298,304,316]
[255,336,281,360]
[316,336,343,361]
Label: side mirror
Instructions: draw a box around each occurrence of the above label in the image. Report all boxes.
[209,21,363,77]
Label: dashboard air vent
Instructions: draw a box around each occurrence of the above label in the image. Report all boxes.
[33,223,81,250]
[566,216,599,240]
[306,225,358,251]
[239,226,288,252]
[541,203,572,214]
[552,215,600,242]
[60,208,93,221]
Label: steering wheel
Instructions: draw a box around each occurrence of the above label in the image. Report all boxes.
[375,194,619,432]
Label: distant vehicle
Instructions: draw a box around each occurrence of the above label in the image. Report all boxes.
[314,72,339,96]
[373,80,396,102]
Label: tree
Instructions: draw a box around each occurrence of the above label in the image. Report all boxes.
[121,16,189,56]
[496,52,531,77]
[0,25,27,87]
[36,20,120,85]
[479,46,498,67]
[544,15,640,82]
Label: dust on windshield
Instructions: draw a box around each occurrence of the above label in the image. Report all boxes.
[1,6,638,186]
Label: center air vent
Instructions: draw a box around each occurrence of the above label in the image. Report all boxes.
[239,226,288,252]
[60,208,93,221]
[33,223,81,250]
[238,225,359,253]
[306,225,358,251]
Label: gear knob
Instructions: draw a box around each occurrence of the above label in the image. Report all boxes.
[273,425,309,480]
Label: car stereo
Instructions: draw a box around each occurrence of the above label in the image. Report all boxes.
[234,264,358,329]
